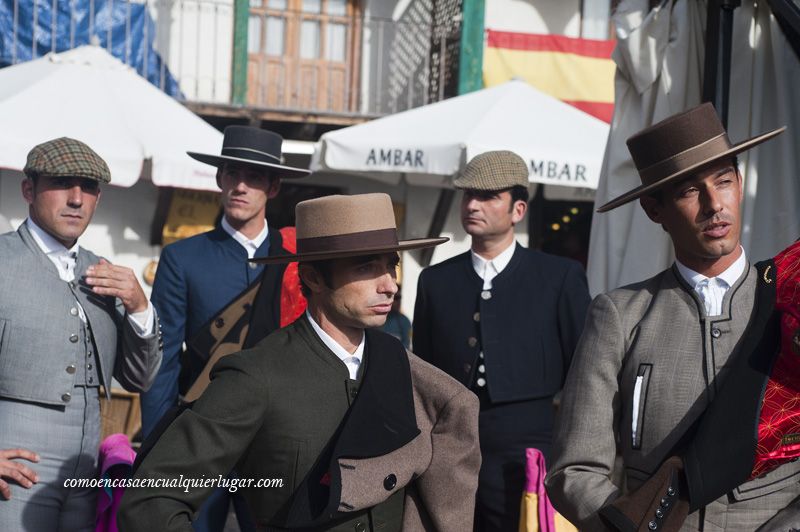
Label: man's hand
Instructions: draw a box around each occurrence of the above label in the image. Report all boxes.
[0,448,39,500]
[85,259,148,313]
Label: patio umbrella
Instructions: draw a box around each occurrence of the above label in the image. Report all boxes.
[312,79,610,190]
[0,45,222,190]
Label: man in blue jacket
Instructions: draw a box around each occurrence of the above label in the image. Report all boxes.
[413,150,590,531]
[141,125,308,531]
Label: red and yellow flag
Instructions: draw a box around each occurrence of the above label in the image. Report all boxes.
[484,30,616,123]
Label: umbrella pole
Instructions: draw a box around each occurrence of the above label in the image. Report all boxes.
[419,188,456,267]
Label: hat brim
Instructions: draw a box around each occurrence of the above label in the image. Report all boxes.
[596,126,786,213]
[249,237,449,264]
[186,152,310,178]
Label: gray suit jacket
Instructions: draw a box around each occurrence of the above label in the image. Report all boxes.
[0,223,162,405]
[545,264,800,530]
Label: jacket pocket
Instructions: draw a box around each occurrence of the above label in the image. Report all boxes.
[632,363,652,450]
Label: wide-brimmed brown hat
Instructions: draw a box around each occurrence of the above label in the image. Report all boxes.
[597,102,785,213]
[187,125,310,178]
[250,193,448,264]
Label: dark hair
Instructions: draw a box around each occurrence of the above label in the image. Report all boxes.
[298,260,334,297]
[509,185,529,205]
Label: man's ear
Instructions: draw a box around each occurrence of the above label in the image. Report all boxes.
[298,263,325,294]
[267,177,281,199]
[511,199,527,225]
[640,195,662,224]
[21,178,35,204]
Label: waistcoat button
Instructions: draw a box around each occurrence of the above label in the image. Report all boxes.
[463,363,471,374]
[481,290,492,300]
[355,522,366,532]
[62,392,72,403]
[473,312,480,322]
[711,328,721,339]
[383,474,397,490]
[66,365,76,374]
[467,337,478,347]
[69,334,79,343]
[249,262,258,270]
[69,307,78,316]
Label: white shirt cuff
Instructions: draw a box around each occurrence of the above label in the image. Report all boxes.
[127,302,155,336]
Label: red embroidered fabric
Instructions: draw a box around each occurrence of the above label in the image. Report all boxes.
[279,226,308,327]
[751,240,800,479]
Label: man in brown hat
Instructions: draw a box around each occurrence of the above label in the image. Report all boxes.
[0,137,162,530]
[545,102,798,530]
[413,150,590,531]
[141,126,309,531]
[118,193,481,531]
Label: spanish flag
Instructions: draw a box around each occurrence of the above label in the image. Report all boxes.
[484,30,616,123]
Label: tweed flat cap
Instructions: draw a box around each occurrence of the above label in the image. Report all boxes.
[454,150,529,191]
[24,137,111,183]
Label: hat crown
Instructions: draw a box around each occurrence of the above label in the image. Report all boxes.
[626,103,729,177]
[296,193,396,241]
[24,137,111,183]
[455,150,529,191]
[220,126,284,163]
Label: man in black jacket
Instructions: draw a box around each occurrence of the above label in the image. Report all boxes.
[413,150,591,531]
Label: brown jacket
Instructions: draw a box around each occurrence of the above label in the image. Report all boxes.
[118,316,481,531]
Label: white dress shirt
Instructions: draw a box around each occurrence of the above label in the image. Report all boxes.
[26,218,155,335]
[675,248,747,316]
[471,241,517,290]
[221,216,269,259]
[306,310,364,380]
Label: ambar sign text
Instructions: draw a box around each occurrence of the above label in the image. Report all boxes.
[531,159,587,182]
[366,148,425,168]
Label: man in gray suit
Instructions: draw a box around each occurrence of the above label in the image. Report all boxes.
[545,103,800,530]
[0,137,162,531]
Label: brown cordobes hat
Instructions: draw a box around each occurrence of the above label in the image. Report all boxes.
[250,193,447,264]
[597,102,785,213]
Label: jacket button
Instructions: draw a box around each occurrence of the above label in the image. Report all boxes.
[69,307,78,316]
[383,474,397,491]
[655,508,664,519]
[87,351,93,358]
[62,392,72,403]
[66,364,76,374]
[648,521,658,530]
[87,364,93,370]
[481,290,492,300]
[711,328,721,338]
[463,363,471,374]
[215,318,225,328]
[249,262,258,270]
[69,334,79,343]
[473,312,480,322]
[467,337,478,347]
[667,486,675,496]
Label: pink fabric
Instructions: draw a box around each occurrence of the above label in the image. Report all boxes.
[95,434,137,532]
[525,447,557,532]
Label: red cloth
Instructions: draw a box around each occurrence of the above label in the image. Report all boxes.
[751,240,800,478]
[278,227,307,327]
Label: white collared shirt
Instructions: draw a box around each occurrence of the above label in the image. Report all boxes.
[26,218,155,335]
[306,310,364,380]
[221,216,269,259]
[471,241,517,290]
[675,248,747,316]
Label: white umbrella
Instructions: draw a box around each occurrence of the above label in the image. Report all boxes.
[312,80,609,189]
[0,45,222,190]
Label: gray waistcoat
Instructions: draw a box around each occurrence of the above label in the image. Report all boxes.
[618,265,800,499]
[0,225,123,405]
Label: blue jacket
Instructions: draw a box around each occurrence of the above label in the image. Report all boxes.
[141,225,274,437]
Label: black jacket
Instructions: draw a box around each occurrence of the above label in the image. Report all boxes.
[413,244,590,403]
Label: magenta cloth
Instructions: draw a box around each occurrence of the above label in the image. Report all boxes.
[525,447,557,532]
[95,433,137,532]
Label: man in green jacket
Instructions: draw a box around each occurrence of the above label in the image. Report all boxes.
[118,193,481,531]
